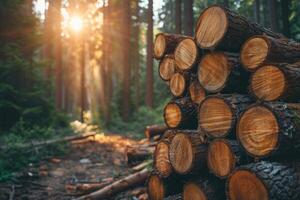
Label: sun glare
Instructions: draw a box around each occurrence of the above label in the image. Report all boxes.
[70,16,83,32]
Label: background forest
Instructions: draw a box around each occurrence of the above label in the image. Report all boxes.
[0,0,300,181]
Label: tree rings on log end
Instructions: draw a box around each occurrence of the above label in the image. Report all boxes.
[159,57,176,81]
[169,133,194,174]
[241,36,269,71]
[183,182,207,200]
[237,105,279,158]
[155,141,172,177]
[170,73,186,97]
[175,38,198,71]
[148,174,165,200]
[164,103,182,128]
[154,34,167,59]
[189,81,206,105]
[227,170,268,200]
[207,139,235,178]
[199,97,233,138]
[251,65,285,101]
[198,52,231,93]
[195,6,228,49]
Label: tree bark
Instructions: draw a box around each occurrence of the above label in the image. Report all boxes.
[183,0,193,36]
[268,0,278,32]
[146,0,154,107]
[253,0,260,23]
[145,125,168,140]
[281,0,290,37]
[175,0,182,34]
[227,161,300,200]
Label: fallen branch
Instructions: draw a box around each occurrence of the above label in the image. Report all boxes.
[75,168,150,200]
[1,132,97,150]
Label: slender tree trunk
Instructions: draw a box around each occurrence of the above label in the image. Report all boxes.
[145,0,154,108]
[80,41,86,122]
[268,0,278,31]
[223,0,229,7]
[184,0,193,36]
[175,0,182,34]
[281,0,290,37]
[253,0,260,23]
[53,0,63,111]
[122,0,131,120]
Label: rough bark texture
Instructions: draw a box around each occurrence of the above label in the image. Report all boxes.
[164,97,198,129]
[227,161,300,200]
[145,125,168,140]
[195,5,284,51]
[184,0,194,36]
[175,0,182,34]
[199,94,253,138]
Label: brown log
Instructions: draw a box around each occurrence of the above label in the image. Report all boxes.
[250,63,300,102]
[76,168,149,200]
[126,145,154,165]
[195,5,284,51]
[169,72,190,97]
[145,124,168,140]
[164,97,198,129]
[154,33,188,60]
[188,80,206,105]
[183,178,225,200]
[174,37,201,71]
[199,94,253,138]
[227,161,300,200]
[207,139,250,178]
[169,130,207,174]
[147,172,183,200]
[237,102,300,158]
[159,56,177,81]
[198,51,249,93]
[241,35,300,71]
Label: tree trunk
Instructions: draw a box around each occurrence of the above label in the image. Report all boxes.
[183,177,225,200]
[198,51,249,93]
[207,139,251,178]
[281,0,290,37]
[250,63,300,102]
[268,0,278,32]
[169,131,207,174]
[188,80,206,105]
[223,0,229,7]
[237,102,300,158]
[199,94,253,138]
[145,0,154,107]
[241,35,300,71]
[253,0,260,23]
[175,0,182,34]
[183,0,193,36]
[227,161,300,200]
[145,124,168,140]
[164,97,198,129]
[122,0,131,120]
[195,5,284,51]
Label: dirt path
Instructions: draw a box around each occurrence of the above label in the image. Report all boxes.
[0,133,149,200]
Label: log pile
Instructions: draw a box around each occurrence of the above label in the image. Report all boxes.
[149,4,300,200]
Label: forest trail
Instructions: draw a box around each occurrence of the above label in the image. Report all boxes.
[0,128,150,200]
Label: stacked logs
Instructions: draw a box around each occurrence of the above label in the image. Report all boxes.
[148,4,300,200]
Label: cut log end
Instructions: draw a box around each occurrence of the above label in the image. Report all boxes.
[164,103,182,128]
[251,65,285,101]
[155,141,172,177]
[195,6,228,49]
[183,182,207,200]
[154,34,166,59]
[198,52,230,92]
[241,36,269,71]
[169,133,194,174]
[199,97,233,138]
[207,139,235,178]
[237,105,279,157]
[189,81,206,105]
[159,57,176,81]
[147,174,165,200]
[170,73,186,97]
[175,38,198,70]
[228,170,268,200]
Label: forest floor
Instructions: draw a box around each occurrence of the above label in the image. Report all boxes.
[0,122,150,200]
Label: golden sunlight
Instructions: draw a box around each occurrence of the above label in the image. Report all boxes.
[70,16,83,32]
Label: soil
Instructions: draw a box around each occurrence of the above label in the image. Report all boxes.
[0,133,150,200]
